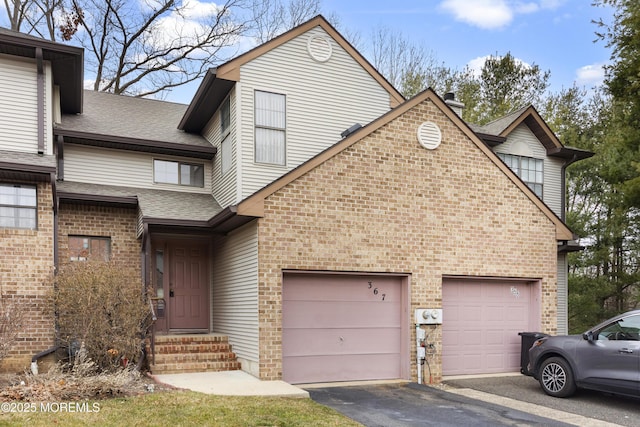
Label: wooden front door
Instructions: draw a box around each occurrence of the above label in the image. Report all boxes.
[167,241,209,331]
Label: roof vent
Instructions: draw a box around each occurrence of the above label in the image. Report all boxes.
[307,35,332,63]
[341,123,362,138]
[417,122,442,150]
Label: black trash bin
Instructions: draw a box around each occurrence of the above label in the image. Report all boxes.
[518,332,548,375]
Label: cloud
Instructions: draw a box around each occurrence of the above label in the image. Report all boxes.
[439,0,567,30]
[440,0,513,29]
[467,54,532,76]
[576,63,606,86]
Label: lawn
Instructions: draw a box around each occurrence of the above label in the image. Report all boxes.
[0,390,362,426]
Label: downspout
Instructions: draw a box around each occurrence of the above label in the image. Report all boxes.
[560,154,579,223]
[36,47,45,155]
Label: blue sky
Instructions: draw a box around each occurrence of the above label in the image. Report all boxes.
[169,0,613,104]
[322,0,612,92]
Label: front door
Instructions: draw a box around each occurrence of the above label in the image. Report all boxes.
[167,240,209,331]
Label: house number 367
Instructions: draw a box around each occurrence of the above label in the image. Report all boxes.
[368,281,386,301]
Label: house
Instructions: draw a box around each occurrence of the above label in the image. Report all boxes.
[0,16,590,383]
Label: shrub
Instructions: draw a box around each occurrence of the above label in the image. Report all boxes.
[53,262,151,371]
[0,290,27,364]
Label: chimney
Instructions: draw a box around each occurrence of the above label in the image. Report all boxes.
[444,92,464,117]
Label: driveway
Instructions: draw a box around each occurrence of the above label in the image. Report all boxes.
[444,375,640,427]
[306,382,574,427]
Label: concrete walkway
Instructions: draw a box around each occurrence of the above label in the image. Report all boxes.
[152,370,309,398]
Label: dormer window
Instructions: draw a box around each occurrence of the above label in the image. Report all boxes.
[255,90,286,165]
[498,153,543,198]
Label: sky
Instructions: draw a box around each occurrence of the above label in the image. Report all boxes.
[328,1,610,89]
[168,0,614,104]
[0,0,614,105]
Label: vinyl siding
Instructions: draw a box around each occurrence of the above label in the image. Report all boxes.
[492,124,563,216]
[203,88,238,208]
[238,26,392,199]
[557,253,568,334]
[64,144,212,193]
[0,55,53,155]
[212,222,259,374]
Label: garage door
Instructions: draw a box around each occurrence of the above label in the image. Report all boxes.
[442,278,539,376]
[283,273,406,384]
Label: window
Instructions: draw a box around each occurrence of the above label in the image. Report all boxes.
[255,90,286,165]
[153,160,204,187]
[220,97,232,175]
[68,236,111,262]
[598,315,640,341]
[497,153,543,198]
[0,184,37,229]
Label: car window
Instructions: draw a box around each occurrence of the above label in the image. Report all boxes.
[598,314,640,341]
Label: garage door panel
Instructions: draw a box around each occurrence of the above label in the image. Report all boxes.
[283,327,401,357]
[283,276,401,302]
[283,300,401,328]
[443,279,539,376]
[283,273,405,384]
[283,353,401,384]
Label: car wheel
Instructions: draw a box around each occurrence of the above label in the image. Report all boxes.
[539,357,576,397]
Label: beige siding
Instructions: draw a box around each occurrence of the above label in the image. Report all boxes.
[0,55,53,155]
[64,144,212,193]
[557,253,568,334]
[493,124,563,216]
[212,222,259,375]
[203,88,238,208]
[238,26,392,199]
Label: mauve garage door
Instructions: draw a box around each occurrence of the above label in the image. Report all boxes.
[283,274,403,384]
[442,278,539,376]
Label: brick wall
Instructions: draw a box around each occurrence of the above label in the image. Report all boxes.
[57,203,140,273]
[0,182,55,372]
[256,98,559,381]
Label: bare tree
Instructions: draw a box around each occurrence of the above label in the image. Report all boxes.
[251,0,320,43]
[3,0,63,40]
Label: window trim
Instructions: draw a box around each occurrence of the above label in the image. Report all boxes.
[153,159,205,188]
[0,183,37,230]
[254,90,286,166]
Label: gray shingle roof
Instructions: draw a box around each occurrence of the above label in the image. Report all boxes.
[57,181,222,222]
[473,106,529,136]
[57,90,212,149]
[0,150,56,169]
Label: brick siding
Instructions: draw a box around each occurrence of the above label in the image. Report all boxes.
[0,182,55,372]
[256,98,559,381]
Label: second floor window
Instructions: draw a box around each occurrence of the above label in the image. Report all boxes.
[154,160,204,187]
[220,97,232,175]
[0,184,37,229]
[255,90,286,165]
[497,153,543,198]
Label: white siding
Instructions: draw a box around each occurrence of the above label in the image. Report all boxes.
[212,222,259,375]
[492,124,563,216]
[557,253,568,334]
[0,55,53,155]
[64,144,212,193]
[238,26,392,198]
[203,88,238,208]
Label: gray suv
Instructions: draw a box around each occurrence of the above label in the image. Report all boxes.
[527,310,640,397]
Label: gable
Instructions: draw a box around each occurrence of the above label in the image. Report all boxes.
[237,90,573,241]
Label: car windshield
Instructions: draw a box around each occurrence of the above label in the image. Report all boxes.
[597,314,640,341]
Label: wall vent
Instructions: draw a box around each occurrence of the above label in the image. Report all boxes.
[417,122,442,150]
[307,35,332,63]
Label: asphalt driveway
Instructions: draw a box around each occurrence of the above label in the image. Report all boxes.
[306,381,574,427]
[444,375,640,427]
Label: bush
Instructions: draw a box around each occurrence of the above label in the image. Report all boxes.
[53,262,151,371]
[0,290,27,364]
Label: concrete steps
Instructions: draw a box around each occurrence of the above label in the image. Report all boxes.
[149,334,241,375]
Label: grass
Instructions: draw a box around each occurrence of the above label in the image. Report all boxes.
[0,390,362,426]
